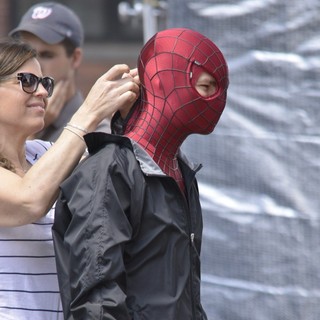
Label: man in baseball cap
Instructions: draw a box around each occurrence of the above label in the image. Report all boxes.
[9,2,110,141]
[9,1,84,47]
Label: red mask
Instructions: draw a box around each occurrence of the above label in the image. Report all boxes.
[125,28,229,191]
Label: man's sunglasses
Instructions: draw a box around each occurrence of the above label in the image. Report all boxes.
[2,72,55,97]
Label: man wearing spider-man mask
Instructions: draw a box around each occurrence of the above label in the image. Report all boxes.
[53,28,229,320]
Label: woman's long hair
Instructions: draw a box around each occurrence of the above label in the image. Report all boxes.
[0,38,37,172]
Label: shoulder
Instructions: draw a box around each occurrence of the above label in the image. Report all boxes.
[61,135,139,191]
[82,136,136,175]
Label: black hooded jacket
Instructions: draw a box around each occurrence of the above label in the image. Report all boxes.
[52,132,207,320]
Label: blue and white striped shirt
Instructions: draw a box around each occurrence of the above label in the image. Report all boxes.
[0,140,63,320]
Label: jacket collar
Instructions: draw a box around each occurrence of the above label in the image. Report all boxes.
[84,132,202,176]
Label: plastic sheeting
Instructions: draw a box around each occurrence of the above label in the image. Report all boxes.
[166,0,320,319]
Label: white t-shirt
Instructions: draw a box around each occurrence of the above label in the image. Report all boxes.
[0,140,63,320]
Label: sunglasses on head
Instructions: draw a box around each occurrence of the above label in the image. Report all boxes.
[16,72,55,98]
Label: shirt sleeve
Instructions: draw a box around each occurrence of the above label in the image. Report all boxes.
[25,139,53,164]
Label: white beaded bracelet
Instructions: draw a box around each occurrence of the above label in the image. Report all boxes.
[66,122,88,134]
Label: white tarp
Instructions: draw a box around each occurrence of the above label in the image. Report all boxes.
[167,0,320,319]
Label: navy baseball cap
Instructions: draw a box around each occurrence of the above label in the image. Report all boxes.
[9,2,84,47]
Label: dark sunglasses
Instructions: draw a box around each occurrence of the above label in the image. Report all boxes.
[16,73,55,97]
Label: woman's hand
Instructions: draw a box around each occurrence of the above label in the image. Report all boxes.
[72,64,140,132]
[120,68,140,118]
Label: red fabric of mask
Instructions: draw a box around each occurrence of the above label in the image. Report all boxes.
[125,28,229,192]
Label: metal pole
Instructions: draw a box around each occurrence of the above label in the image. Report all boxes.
[142,0,159,43]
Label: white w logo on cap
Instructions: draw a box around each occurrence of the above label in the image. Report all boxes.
[31,7,52,20]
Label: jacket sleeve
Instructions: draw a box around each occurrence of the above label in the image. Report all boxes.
[53,145,145,320]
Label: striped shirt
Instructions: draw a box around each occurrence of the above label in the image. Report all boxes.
[0,140,63,320]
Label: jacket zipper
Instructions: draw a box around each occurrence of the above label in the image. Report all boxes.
[163,172,199,319]
[189,232,197,319]
[183,188,197,320]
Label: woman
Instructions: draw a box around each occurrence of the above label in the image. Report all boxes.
[0,38,139,320]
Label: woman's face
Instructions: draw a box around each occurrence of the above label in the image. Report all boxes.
[0,57,48,137]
